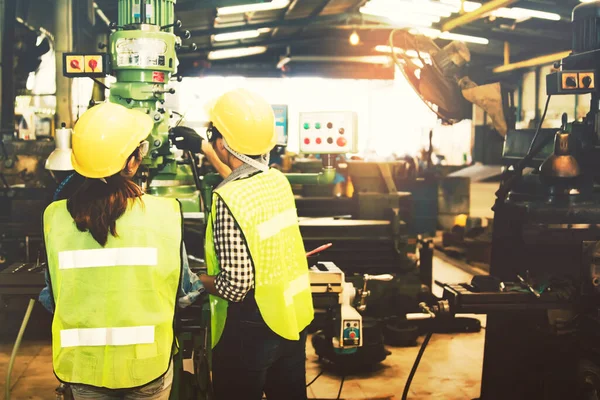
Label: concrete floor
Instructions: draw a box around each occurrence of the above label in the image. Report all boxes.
[0,256,484,400]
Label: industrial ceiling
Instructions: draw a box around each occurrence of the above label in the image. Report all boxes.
[91,0,584,81]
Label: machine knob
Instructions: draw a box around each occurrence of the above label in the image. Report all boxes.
[336,137,347,147]
[583,76,593,88]
[364,274,394,281]
[566,77,577,88]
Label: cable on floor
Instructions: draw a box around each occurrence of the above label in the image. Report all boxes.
[401,332,433,400]
[306,370,324,387]
[337,375,345,400]
[5,298,36,400]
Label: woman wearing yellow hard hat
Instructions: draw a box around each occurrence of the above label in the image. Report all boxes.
[171,88,314,400]
[38,102,204,399]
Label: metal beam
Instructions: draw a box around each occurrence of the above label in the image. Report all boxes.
[441,0,518,32]
[518,1,574,20]
[188,12,358,35]
[493,50,571,73]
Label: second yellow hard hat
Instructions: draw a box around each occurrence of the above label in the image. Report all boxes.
[209,88,276,156]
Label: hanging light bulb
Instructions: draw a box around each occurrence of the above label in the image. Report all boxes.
[349,30,360,46]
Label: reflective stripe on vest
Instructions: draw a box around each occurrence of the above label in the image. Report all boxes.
[205,168,314,348]
[44,195,182,389]
[58,248,158,269]
[61,326,155,347]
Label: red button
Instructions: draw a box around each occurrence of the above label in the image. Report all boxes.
[304,138,310,145]
[337,137,347,147]
[316,138,322,144]
[350,332,356,338]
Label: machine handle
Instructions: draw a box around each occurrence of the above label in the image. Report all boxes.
[406,313,434,321]
[364,274,394,282]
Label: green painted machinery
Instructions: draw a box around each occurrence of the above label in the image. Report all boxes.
[110,0,200,214]
[64,0,200,214]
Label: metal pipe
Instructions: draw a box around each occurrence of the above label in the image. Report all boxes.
[504,42,510,65]
[441,0,518,32]
[140,0,146,24]
[54,0,74,127]
[285,168,336,185]
[1,0,17,135]
[0,0,4,133]
[493,51,571,74]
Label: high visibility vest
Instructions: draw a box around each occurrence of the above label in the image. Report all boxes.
[44,195,182,389]
[205,168,314,348]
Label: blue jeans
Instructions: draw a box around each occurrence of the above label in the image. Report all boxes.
[211,301,308,400]
[70,360,173,400]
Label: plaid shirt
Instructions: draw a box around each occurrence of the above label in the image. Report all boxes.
[213,186,255,303]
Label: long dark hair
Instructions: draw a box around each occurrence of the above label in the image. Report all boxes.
[67,148,143,246]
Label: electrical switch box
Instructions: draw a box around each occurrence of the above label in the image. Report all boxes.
[299,111,358,154]
[63,53,109,77]
[547,70,597,95]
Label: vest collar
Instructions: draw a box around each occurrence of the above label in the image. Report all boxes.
[216,162,267,189]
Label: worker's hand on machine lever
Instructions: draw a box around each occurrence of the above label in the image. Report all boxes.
[169,126,204,154]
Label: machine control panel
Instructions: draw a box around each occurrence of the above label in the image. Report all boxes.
[547,70,597,95]
[299,111,358,154]
[342,319,361,347]
[63,53,109,77]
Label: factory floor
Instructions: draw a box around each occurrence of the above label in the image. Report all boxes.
[0,256,484,400]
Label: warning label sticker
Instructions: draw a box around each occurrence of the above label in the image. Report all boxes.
[152,71,165,83]
[115,38,167,67]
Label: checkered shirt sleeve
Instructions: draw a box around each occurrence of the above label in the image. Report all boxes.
[213,196,255,302]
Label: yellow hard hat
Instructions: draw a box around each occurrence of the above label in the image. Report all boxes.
[209,88,275,156]
[71,102,154,178]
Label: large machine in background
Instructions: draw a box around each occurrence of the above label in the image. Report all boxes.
[403,2,600,399]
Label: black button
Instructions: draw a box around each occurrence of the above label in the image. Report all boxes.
[327,137,333,144]
[583,76,593,88]
[566,77,577,88]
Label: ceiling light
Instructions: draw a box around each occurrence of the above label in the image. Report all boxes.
[492,7,560,21]
[349,30,360,46]
[413,28,489,45]
[217,0,290,15]
[360,0,455,17]
[360,7,438,27]
[580,0,596,3]
[360,7,441,23]
[208,46,267,60]
[439,0,482,12]
[213,30,264,42]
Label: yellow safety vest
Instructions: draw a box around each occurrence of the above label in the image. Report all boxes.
[205,168,314,348]
[44,195,182,389]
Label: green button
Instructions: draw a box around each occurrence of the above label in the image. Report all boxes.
[303,123,310,130]
[315,122,321,129]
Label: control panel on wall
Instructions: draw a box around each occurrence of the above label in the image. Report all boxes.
[299,111,358,154]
